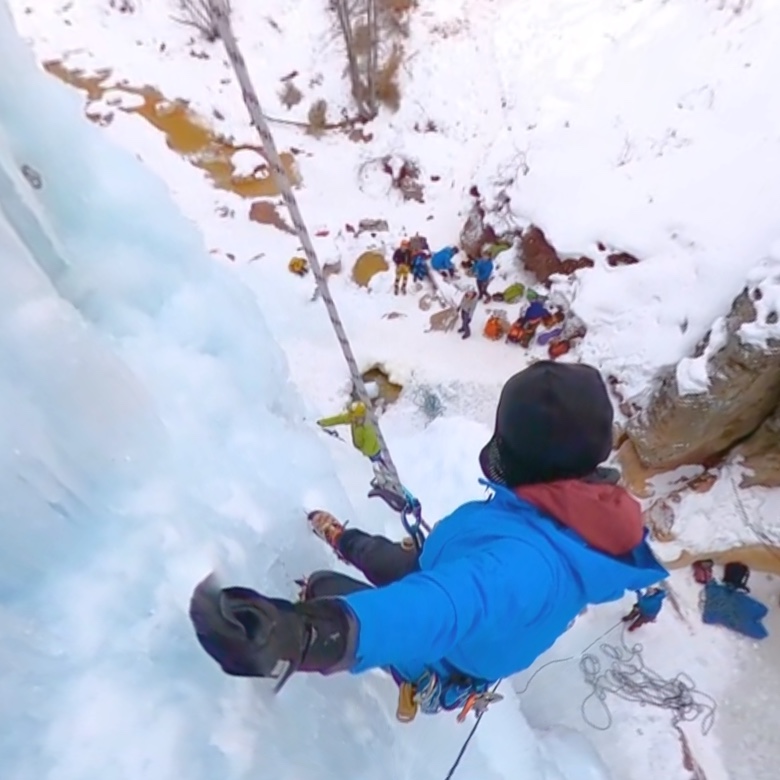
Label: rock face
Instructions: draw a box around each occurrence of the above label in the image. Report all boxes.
[459,193,498,259]
[520,225,594,284]
[735,404,780,487]
[607,251,640,267]
[627,288,780,469]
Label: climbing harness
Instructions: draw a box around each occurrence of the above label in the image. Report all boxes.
[208,0,428,540]
[394,668,503,724]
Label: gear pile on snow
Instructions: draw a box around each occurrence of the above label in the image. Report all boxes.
[692,560,769,640]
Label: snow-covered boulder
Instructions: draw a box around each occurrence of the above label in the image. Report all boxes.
[627,256,780,470]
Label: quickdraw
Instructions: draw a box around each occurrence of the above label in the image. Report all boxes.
[368,480,430,551]
[400,493,426,552]
[456,690,504,722]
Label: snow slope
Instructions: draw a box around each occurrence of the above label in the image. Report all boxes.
[0,4,617,780]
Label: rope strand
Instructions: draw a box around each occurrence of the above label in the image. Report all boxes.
[208,0,418,515]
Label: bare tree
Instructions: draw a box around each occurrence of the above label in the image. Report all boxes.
[330,0,416,120]
[332,0,374,119]
[172,0,232,42]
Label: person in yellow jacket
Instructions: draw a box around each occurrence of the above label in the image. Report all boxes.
[317,401,385,464]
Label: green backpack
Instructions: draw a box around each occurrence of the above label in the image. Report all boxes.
[502,282,526,304]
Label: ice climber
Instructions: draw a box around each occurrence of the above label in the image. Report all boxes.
[393,239,412,295]
[316,401,384,465]
[189,361,668,721]
[621,587,666,631]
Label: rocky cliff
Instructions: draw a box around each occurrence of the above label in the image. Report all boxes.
[626,256,780,479]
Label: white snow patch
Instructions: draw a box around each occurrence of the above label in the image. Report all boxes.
[676,316,730,396]
[230,148,264,177]
[740,251,780,348]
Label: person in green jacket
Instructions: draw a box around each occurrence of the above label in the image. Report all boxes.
[317,401,385,464]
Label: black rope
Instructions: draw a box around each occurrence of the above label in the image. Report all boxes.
[443,681,502,780]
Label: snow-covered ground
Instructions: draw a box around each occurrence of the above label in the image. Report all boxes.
[4,0,780,777]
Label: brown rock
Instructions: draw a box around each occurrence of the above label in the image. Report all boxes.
[607,251,640,267]
[615,439,662,498]
[459,197,497,258]
[356,218,389,235]
[520,225,594,284]
[735,403,780,487]
[627,288,780,469]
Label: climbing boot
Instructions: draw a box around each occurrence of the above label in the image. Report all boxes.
[189,574,356,681]
[308,510,346,554]
[396,682,419,723]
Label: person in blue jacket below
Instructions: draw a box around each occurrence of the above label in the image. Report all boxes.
[430,245,459,278]
[622,587,666,632]
[472,255,494,301]
[189,361,668,720]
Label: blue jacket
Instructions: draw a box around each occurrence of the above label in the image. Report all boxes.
[412,255,428,276]
[431,246,458,271]
[473,258,493,282]
[636,589,665,619]
[523,300,550,322]
[342,481,667,684]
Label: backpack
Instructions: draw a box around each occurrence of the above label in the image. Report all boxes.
[723,562,750,592]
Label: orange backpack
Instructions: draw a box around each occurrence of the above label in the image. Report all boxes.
[483,314,506,340]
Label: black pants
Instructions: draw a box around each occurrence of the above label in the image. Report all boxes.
[458,310,473,338]
[305,528,420,600]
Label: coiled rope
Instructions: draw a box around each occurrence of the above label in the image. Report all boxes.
[516,620,716,735]
[440,620,717,780]
[207,0,428,533]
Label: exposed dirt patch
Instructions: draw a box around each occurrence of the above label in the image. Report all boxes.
[616,438,663,498]
[352,250,389,287]
[44,60,301,198]
[665,545,780,576]
[249,201,296,234]
[362,366,403,406]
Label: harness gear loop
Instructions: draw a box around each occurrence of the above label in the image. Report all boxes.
[395,669,500,724]
[457,690,504,722]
